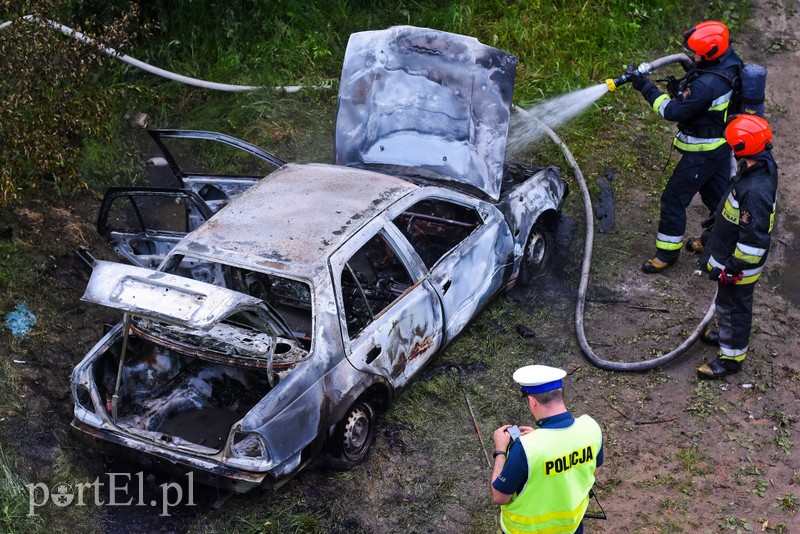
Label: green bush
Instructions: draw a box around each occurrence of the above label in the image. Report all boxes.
[0,0,150,204]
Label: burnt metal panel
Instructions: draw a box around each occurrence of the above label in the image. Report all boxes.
[82,261,264,329]
[169,163,418,284]
[497,166,566,271]
[335,26,517,200]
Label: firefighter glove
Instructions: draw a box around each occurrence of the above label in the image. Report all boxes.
[719,267,743,285]
[627,63,647,91]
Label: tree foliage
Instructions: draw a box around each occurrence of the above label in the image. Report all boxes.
[0,0,148,204]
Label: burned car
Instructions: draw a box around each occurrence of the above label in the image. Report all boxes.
[70,26,567,492]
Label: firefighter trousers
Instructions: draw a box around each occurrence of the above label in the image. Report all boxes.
[715,281,756,361]
[655,148,731,263]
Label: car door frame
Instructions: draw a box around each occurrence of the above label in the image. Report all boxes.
[385,188,515,343]
[96,187,214,268]
[329,218,445,388]
[148,129,287,212]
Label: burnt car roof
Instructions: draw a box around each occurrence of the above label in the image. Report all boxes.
[169,163,417,280]
[334,26,517,201]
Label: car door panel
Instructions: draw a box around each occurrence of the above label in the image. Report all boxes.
[388,190,514,343]
[331,224,444,388]
[148,130,285,212]
[428,214,511,342]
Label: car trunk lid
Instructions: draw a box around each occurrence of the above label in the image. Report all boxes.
[82,261,267,329]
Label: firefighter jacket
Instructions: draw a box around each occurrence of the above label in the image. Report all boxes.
[704,152,778,285]
[499,415,602,534]
[637,49,743,153]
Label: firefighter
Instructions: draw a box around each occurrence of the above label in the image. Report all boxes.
[491,365,603,533]
[697,115,777,379]
[629,21,743,273]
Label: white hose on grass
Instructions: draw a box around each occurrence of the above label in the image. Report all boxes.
[0,14,327,93]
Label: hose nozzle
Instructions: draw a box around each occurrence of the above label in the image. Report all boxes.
[605,62,653,92]
[605,75,627,92]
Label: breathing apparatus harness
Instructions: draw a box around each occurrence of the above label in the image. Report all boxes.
[660,62,741,139]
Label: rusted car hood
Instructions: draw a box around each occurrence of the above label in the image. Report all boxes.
[335,25,517,201]
[81,261,265,330]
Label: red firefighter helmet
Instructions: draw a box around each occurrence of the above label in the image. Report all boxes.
[725,115,773,157]
[683,21,729,61]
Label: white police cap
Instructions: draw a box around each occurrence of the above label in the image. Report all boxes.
[513,365,567,394]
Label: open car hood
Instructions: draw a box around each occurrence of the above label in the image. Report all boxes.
[82,261,270,330]
[335,26,517,201]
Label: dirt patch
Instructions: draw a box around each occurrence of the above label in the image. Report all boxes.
[2,2,800,533]
[570,2,800,531]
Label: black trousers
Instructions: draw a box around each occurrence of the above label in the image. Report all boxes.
[716,281,756,360]
[655,147,731,263]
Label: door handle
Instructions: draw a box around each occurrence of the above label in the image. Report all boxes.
[442,279,452,294]
[366,345,381,364]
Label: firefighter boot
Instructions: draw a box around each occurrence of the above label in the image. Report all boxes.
[700,325,719,345]
[641,257,675,274]
[684,237,704,254]
[697,356,741,380]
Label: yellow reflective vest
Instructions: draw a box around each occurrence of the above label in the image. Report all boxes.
[500,415,602,534]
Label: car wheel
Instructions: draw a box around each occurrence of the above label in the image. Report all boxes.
[326,401,375,470]
[518,221,554,286]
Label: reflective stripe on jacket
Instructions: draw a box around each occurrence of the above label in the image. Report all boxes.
[641,50,742,154]
[705,156,778,285]
[500,415,602,534]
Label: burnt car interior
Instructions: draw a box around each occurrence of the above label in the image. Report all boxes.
[393,198,483,268]
[340,199,486,337]
[83,257,315,451]
[341,232,413,337]
[162,254,313,348]
[92,335,273,451]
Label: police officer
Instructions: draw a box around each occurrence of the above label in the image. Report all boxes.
[491,365,603,534]
[697,115,777,379]
[630,21,743,273]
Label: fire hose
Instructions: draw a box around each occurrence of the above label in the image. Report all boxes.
[0,15,329,93]
[513,53,718,371]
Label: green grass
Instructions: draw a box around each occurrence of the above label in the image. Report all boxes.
[0,240,21,291]
[676,446,713,476]
[775,492,799,513]
[0,445,44,534]
[77,0,719,187]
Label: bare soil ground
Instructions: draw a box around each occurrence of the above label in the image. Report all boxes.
[574,1,800,531]
[2,1,799,532]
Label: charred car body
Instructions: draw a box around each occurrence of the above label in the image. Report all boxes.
[70,26,567,492]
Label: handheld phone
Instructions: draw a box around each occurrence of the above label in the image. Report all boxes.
[506,425,522,442]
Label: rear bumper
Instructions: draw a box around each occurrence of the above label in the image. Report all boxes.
[70,419,273,494]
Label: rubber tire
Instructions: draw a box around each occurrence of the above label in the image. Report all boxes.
[325,401,375,470]
[517,221,554,287]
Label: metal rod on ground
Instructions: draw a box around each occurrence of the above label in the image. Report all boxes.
[454,365,491,467]
[583,489,608,520]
